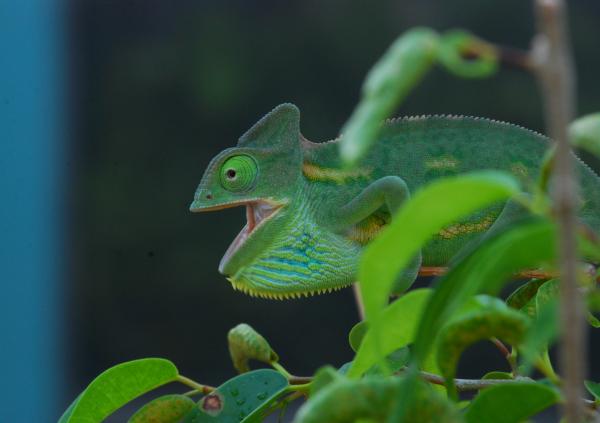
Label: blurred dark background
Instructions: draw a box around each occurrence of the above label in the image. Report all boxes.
[3,0,600,420]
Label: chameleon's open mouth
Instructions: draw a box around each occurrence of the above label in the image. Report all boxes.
[218,201,281,273]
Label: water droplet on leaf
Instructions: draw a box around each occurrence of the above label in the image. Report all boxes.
[256,392,267,400]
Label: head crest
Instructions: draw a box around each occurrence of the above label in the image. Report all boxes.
[237,103,300,150]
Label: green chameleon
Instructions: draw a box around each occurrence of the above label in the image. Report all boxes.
[190,104,600,299]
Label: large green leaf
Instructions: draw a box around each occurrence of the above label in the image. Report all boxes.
[59,358,179,423]
[436,301,529,397]
[359,171,519,325]
[182,369,288,423]
[464,383,559,423]
[347,289,431,378]
[339,28,439,165]
[296,377,400,423]
[128,395,196,423]
[295,376,462,423]
[386,378,464,423]
[227,323,278,373]
[412,219,555,366]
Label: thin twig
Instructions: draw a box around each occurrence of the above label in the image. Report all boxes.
[491,337,511,358]
[289,375,313,385]
[419,266,600,283]
[531,1,585,422]
[271,362,312,384]
[490,338,519,375]
[176,375,215,394]
[497,45,535,71]
[353,283,365,320]
[416,369,534,391]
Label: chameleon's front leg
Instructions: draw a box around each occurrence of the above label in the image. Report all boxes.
[336,176,422,294]
[338,176,410,223]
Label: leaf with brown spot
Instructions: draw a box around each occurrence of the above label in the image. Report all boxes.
[182,369,288,423]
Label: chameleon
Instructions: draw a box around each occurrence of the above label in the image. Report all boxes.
[190,103,600,299]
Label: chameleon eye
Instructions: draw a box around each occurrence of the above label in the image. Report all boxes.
[219,155,258,192]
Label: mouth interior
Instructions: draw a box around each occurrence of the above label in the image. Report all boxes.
[219,201,279,273]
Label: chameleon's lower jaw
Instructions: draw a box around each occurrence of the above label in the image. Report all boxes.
[228,278,351,300]
[218,200,282,274]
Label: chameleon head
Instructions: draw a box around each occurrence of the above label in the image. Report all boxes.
[190,104,305,295]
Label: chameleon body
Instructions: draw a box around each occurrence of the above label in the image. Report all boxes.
[190,104,600,299]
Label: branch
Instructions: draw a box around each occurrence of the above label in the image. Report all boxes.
[419,266,600,284]
[496,45,535,72]
[177,375,215,394]
[353,283,366,320]
[415,369,534,392]
[531,1,586,422]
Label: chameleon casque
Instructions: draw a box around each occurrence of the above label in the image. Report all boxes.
[190,103,600,299]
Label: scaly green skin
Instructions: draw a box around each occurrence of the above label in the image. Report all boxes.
[190,104,600,299]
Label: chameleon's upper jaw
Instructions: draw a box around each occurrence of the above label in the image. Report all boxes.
[211,199,283,274]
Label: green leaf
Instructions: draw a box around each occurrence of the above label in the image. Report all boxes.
[386,378,464,423]
[228,323,278,373]
[584,380,600,400]
[296,377,400,423]
[519,296,558,376]
[506,279,546,310]
[296,376,462,423]
[365,347,410,377]
[58,394,80,423]
[348,321,368,352]
[337,362,352,375]
[310,366,343,397]
[412,219,555,367]
[464,383,560,423]
[535,278,559,309]
[348,289,431,378]
[61,358,179,423]
[438,30,498,78]
[436,302,529,397]
[589,290,600,310]
[588,313,600,328]
[128,395,196,423]
[569,113,600,158]
[339,28,439,164]
[586,289,600,328]
[360,171,519,328]
[182,369,288,423]
[481,371,513,380]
